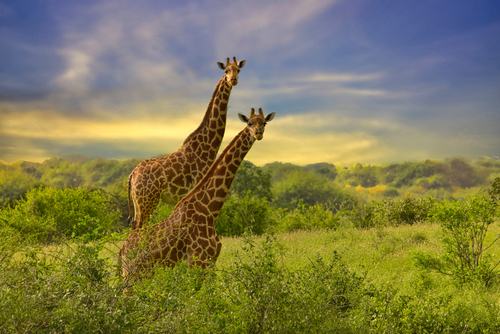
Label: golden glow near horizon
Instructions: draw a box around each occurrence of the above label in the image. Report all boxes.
[1,101,397,165]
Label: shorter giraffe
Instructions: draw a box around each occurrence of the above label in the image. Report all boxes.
[118,108,275,289]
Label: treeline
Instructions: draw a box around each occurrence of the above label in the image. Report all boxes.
[1,155,499,210]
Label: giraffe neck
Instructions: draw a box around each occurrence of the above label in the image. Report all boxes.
[182,76,232,160]
[183,127,255,216]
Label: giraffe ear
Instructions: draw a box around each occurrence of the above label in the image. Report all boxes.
[265,112,276,122]
[217,62,226,70]
[238,113,249,123]
[238,60,247,69]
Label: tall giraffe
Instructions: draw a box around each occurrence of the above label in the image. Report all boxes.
[127,57,246,229]
[118,108,275,287]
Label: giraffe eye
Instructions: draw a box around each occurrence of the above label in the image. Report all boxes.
[263,122,267,126]
[237,69,240,73]
[248,122,253,126]
[225,70,229,74]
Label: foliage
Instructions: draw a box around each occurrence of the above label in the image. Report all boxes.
[1,156,499,219]
[489,176,500,203]
[2,225,500,332]
[303,162,338,180]
[217,192,274,236]
[0,168,40,206]
[262,161,302,183]
[134,235,365,333]
[371,197,435,226]
[272,169,354,210]
[0,187,121,244]
[0,237,134,333]
[338,163,380,187]
[230,160,273,201]
[358,283,500,333]
[148,202,176,226]
[414,195,500,285]
[272,200,340,233]
[347,197,435,229]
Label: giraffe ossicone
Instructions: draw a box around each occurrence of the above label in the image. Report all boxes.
[118,109,275,292]
[127,57,246,230]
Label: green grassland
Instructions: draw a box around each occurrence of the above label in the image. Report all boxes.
[1,157,500,332]
[2,220,500,333]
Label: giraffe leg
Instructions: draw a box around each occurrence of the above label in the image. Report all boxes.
[134,189,162,229]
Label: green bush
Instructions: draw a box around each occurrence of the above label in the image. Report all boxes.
[358,283,500,333]
[414,195,500,285]
[0,187,121,244]
[216,192,274,236]
[136,236,365,333]
[371,197,435,226]
[0,238,134,333]
[272,170,352,210]
[489,177,500,204]
[230,160,273,201]
[272,200,340,233]
[148,202,175,225]
[347,197,434,229]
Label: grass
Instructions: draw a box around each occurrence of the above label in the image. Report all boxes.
[4,221,500,333]
[219,223,442,284]
[103,221,500,293]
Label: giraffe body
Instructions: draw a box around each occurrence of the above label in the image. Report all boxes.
[119,109,275,286]
[127,57,246,229]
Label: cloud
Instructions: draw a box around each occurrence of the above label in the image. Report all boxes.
[218,112,398,165]
[301,72,384,83]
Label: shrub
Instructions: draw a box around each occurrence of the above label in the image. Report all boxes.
[272,170,352,210]
[212,236,365,333]
[489,177,500,204]
[216,192,274,236]
[0,237,134,333]
[359,284,500,333]
[148,202,175,225]
[371,197,435,226]
[414,195,500,285]
[139,236,365,333]
[0,187,121,244]
[348,197,434,229]
[230,160,273,201]
[272,200,340,233]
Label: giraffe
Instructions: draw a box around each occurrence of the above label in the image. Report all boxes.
[118,108,275,289]
[127,57,246,230]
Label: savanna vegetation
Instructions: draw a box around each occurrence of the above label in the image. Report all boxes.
[1,155,500,332]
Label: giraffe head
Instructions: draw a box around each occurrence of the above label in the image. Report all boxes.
[217,57,246,86]
[238,108,276,141]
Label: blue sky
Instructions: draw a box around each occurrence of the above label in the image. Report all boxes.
[1,0,499,165]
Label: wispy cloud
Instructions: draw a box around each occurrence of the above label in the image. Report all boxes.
[1,0,499,164]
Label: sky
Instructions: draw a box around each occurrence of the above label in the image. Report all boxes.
[1,0,499,166]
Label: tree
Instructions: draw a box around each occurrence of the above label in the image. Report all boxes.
[272,170,353,210]
[230,160,273,200]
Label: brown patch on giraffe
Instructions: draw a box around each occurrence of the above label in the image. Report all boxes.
[214,178,224,188]
[215,188,226,199]
[208,199,223,212]
[197,238,210,249]
[225,176,234,189]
